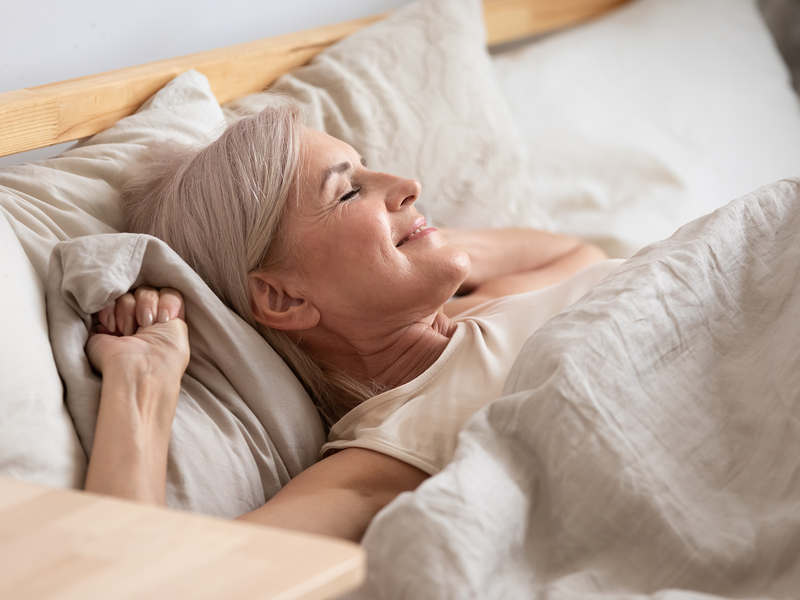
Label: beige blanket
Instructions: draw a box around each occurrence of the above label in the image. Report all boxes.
[351,178,800,599]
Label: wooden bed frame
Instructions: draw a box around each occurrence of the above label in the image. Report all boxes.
[0,1,628,598]
[0,0,626,159]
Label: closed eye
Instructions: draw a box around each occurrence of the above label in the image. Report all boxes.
[339,188,360,203]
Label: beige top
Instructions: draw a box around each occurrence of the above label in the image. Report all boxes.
[322,259,625,475]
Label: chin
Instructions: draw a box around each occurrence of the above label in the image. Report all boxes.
[443,247,471,294]
[454,247,471,275]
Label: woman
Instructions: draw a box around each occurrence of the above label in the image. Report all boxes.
[85,103,614,541]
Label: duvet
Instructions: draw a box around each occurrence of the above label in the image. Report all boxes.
[350,179,800,599]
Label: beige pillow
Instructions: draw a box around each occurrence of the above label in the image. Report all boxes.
[226,0,552,231]
[48,233,325,517]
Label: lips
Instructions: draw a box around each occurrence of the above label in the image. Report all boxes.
[396,218,430,247]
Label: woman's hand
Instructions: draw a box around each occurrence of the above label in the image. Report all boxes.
[84,286,189,506]
[87,286,190,378]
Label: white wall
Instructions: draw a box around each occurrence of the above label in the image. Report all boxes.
[1,0,410,166]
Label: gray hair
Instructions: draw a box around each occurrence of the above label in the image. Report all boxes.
[119,102,371,426]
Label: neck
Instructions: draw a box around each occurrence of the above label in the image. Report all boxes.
[297,310,458,392]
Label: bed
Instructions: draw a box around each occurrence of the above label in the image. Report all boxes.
[2,0,800,598]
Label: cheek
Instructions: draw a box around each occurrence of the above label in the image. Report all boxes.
[335,209,395,263]
[303,210,397,279]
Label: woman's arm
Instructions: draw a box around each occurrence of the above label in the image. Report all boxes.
[238,448,429,542]
[84,356,182,503]
[440,228,608,317]
[85,288,422,540]
[84,287,189,505]
[440,228,589,293]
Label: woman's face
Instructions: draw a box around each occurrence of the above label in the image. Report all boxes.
[280,128,469,327]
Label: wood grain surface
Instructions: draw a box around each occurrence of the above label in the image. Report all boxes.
[0,477,365,600]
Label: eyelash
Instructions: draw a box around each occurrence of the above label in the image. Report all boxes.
[338,188,360,203]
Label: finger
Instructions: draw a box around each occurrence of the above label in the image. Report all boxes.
[97,303,117,334]
[134,286,160,328]
[90,313,113,336]
[156,288,185,323]
[115,293,137,337]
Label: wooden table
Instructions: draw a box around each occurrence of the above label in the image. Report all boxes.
[0,476,365,600]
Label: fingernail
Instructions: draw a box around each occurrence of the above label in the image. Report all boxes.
[141,308,154,328]
[107,312,116,333]
[157,309,170,324]
[124,316,135,337]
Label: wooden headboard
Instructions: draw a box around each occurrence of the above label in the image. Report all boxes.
[0,0,627,159]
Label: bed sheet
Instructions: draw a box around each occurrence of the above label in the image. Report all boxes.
[492,0,800,260]
[349,178,800,599]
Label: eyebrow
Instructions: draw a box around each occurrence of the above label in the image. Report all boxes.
[320,157,368,192]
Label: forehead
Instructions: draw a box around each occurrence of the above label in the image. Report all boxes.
[301,128,359,173]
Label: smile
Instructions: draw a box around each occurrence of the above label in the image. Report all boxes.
[397,224,434,247]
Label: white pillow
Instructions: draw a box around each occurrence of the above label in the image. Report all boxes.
[226,0,552,231]
[492,0,800,257]
[0,212,85,488]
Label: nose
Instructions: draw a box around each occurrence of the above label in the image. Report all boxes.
[384,174,421,211]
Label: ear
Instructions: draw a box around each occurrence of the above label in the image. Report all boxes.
[248,271,320,331]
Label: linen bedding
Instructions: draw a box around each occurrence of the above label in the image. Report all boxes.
[2,0,800,596]
[46,233,325,517]
[4,0,800,498]
[348,178,800,600]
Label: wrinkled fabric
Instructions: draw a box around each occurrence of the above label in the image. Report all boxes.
[47,234,325,517]
[350,178,800,599]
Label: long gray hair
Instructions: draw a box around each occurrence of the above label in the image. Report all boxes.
[120,102,371,426]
